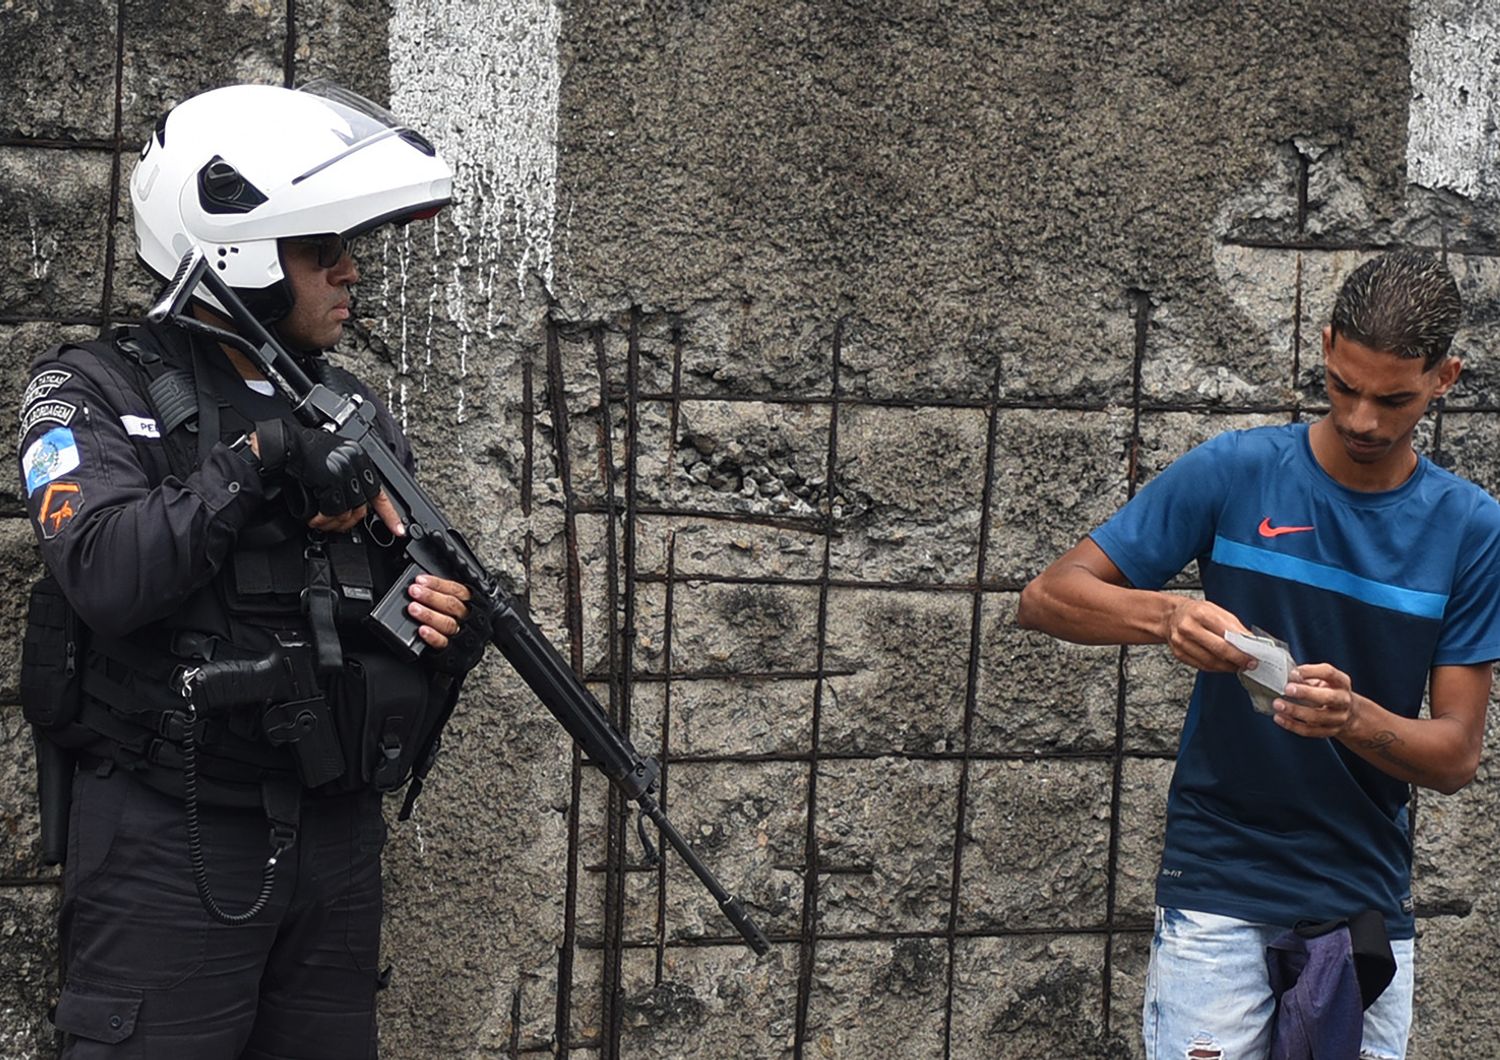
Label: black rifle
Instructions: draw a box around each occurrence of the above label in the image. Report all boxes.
[148,248,771,955]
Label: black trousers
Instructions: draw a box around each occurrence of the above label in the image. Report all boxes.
[54,765,386,1059]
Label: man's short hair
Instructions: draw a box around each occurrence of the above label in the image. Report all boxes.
[1330,250,1462,370]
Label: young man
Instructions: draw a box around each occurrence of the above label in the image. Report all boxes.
[20,83,489,1057]
[1018,251,1500,1058]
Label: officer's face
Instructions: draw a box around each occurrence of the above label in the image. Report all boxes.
[277,239,359,352]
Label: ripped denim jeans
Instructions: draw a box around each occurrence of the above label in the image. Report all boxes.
[1143,906,1414,1060]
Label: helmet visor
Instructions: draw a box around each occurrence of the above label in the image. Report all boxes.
[289,80,439,194]
[298,80,405,136]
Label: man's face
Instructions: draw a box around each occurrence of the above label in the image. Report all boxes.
[276,237,358,352]
[1320,325,1460,467]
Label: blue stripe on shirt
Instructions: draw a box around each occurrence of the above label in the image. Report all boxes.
[1210,536,1449,620]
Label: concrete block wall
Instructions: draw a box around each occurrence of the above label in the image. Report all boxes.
[3,1,1500,1056]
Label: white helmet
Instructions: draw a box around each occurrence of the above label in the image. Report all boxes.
[130,80,452,323]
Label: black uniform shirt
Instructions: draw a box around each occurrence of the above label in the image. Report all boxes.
[17,325,411,641]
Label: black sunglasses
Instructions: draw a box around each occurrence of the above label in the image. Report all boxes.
[286,233,359,268]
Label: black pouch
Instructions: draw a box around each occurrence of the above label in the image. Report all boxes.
[20,575,84,730]
[335,653,433,792]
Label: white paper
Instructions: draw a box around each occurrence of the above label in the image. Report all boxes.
[1225,630,1293,693]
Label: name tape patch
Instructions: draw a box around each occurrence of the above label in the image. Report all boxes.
[121,414,160,439]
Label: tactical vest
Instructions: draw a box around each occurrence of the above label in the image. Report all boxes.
[21,324,457,819]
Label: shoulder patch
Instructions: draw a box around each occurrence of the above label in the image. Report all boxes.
[22,426,81,496]
[20,369,73,411]
[19,399,77,440]
[36,480,82,539]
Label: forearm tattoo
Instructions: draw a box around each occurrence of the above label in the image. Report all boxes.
[1359,730,1416,770]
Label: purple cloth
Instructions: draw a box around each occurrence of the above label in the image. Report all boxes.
[1266,924,1364,1060]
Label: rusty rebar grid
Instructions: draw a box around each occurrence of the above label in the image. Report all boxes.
[653,533,678,986]
[545,318,588,1058]
[940,333,1006,1058]
[1099,287,1153,1037]
[13,61,1500,1042]
[592,320,629,1060]
[790,317,843,1057]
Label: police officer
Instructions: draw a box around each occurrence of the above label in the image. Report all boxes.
[18,82,486,1057]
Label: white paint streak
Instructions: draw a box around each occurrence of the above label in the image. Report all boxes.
[389,0,560,307]
[1408,0,1500,200]
[29,214,50,280]
[425,221,438,378]
[397,227,411,378]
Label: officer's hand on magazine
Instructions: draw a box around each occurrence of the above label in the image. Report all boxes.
[251,421,404,535]
[417,575,494,676]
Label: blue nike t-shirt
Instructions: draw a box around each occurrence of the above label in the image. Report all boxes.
[1092,423,1500,939]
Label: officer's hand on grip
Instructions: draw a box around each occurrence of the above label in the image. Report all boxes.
[251,420,404,536]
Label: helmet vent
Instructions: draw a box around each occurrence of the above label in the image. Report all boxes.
[198,156,268,215]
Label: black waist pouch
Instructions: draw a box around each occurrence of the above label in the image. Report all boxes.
[334,652,433,792]
[20,575,84,730]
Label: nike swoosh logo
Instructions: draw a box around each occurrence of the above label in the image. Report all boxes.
[1259,517,1314,538]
